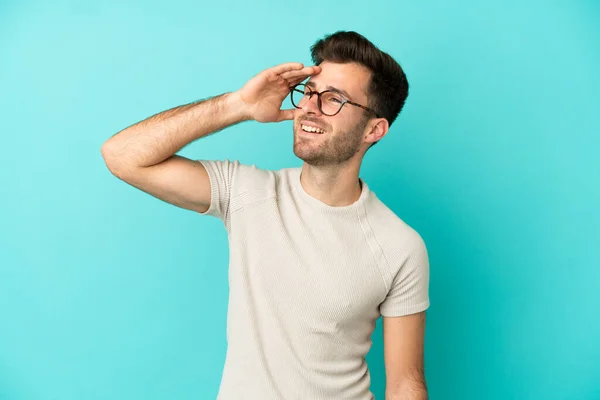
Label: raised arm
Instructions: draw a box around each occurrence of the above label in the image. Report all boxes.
[100,62,321,213]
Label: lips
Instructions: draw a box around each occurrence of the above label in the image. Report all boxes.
[299,120,326,134]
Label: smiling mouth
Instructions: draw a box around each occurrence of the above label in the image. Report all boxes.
[300,124,325,134]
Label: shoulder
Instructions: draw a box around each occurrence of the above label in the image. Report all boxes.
[367,195,426,247]
[198,158,294,195]
[364,194,428,269]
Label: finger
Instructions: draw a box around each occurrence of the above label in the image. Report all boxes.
[277,108,296,122]
[280,66,320,81]
[284,69,321,87]
[287,76,308,87]
[270,62,304,75]
[280,71,309,81]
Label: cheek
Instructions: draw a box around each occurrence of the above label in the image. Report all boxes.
[331,121,352,136]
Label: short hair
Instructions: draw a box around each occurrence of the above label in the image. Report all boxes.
[310,31,409,146]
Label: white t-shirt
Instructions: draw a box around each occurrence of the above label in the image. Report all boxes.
[198,159,430,400]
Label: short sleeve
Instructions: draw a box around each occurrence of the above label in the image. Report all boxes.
[196,159,241,227]
[379,236,430,317]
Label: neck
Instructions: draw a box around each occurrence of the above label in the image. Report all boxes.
[299,162,363,207]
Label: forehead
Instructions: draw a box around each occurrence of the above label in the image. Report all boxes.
[306,61,371,100]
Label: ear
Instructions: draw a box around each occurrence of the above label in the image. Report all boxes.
[364,117,389,145]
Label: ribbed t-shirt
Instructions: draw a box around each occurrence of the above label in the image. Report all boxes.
[198,159,430,400]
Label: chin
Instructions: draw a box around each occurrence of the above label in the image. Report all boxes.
[293,146,331,166]
[293,143,318,163]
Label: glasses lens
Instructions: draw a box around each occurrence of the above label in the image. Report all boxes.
[290,85,345,115]
[320,91,344,116]
[291,84,310,109]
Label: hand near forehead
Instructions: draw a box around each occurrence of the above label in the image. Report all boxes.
[235,62,321,123]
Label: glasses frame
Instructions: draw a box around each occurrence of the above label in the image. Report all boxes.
[290,83,381,118]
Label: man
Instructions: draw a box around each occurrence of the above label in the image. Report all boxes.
[101,31,430,399]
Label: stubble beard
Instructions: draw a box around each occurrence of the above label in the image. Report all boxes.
[293,118,367,167]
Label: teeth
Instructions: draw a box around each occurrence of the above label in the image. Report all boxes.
[301,124,324,134]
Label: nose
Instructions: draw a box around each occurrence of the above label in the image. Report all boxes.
[301,93,323,116]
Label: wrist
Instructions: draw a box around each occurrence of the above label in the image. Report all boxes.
[226,91,253,122]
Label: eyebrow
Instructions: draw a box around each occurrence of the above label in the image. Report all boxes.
[305,81,353,100]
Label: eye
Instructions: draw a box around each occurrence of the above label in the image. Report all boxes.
[323,92,344,104]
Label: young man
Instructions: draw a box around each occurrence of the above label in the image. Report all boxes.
[101,31,430,400]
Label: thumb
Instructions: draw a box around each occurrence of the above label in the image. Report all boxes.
[277,109,295,122]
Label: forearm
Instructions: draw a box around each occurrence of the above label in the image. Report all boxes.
[102,91,250,169]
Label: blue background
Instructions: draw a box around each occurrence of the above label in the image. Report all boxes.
[1,0,599,399]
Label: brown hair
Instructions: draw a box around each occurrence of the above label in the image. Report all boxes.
[310,31,409,146]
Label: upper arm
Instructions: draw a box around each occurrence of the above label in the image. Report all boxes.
[383,311,427,395]
[105,154,212,214]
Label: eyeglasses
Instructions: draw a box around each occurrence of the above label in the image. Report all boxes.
[289,83,381,118]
